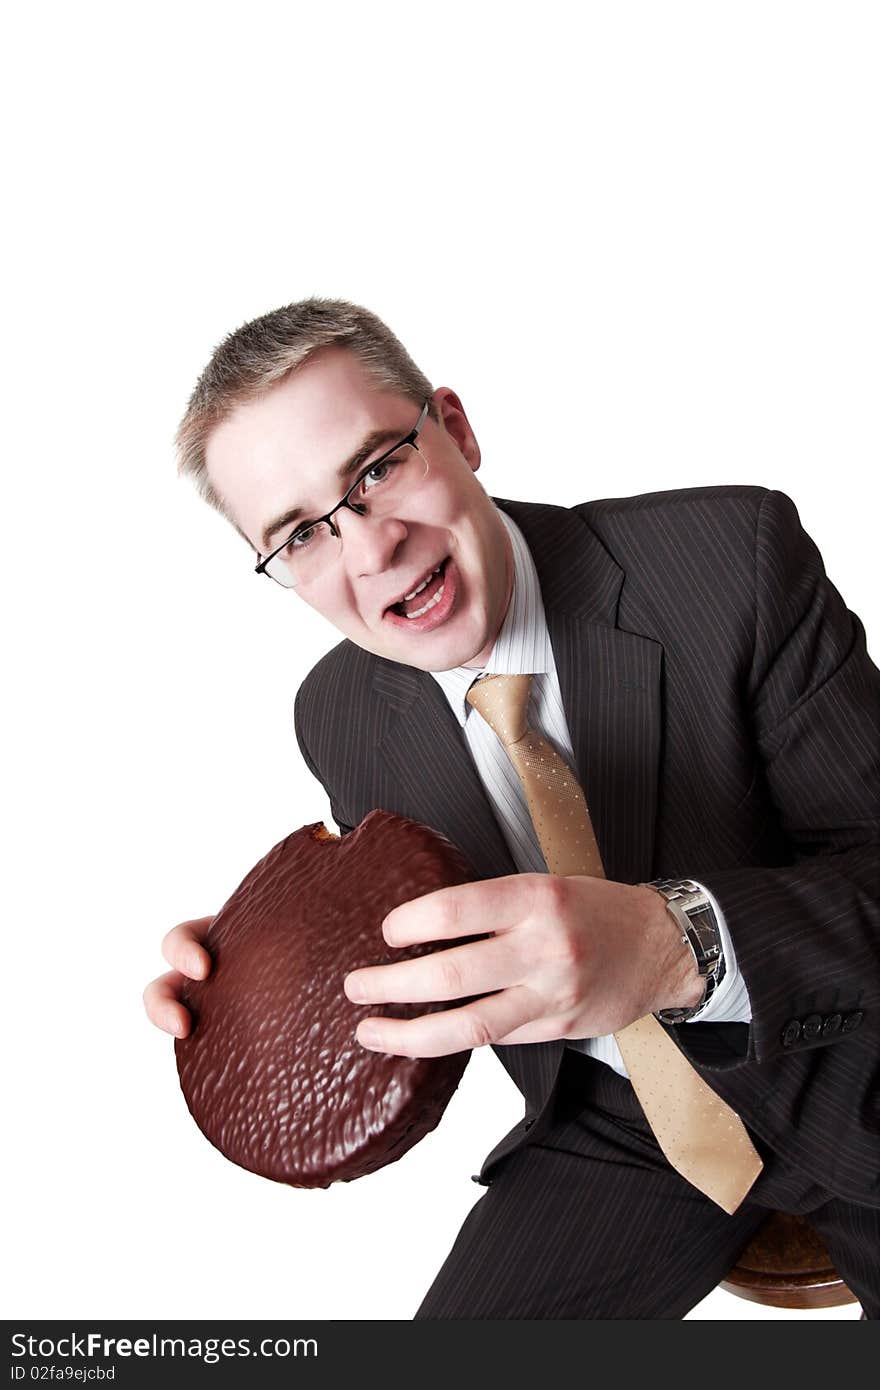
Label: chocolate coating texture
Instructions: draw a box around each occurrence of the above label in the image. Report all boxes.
[175,809,478,1188]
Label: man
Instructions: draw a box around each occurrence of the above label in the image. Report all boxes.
[144,298,880,1318]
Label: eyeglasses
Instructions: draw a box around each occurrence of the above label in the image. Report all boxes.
[254,400,431,589]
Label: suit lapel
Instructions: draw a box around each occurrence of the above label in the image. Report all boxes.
[374,673,517,882]
[548,609,663,887]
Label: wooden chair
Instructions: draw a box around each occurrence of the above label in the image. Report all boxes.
[721,1211,860,1310]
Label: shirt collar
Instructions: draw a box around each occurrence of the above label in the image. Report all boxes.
[430,508,554,726]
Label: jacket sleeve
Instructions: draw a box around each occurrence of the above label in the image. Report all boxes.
[677,488,880,1070]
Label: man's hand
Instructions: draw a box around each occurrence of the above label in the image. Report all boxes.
[142,915,214,1038]
[343,875,703,1057]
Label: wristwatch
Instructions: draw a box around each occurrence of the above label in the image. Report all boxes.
[640,878,726,1024]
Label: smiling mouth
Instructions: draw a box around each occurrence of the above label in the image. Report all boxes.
[385,556,449,618]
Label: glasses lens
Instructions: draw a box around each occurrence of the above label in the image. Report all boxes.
[264,520,336,588]
[264,442,428,588]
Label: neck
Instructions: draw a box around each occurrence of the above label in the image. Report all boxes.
[462,523,514,670]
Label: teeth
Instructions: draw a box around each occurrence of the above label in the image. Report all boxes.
[405,581,445,619]
[402,565,440,602]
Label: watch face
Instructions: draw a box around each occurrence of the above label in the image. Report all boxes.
[650,882,723,990]
[678,899,723,980]
[688,907,719,957]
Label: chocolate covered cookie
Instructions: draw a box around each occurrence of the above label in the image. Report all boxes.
[175,809,478,1187]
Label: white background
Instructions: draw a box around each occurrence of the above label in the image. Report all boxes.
[4,1,877,1323]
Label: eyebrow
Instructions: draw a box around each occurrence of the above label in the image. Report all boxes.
[260,426,407,553]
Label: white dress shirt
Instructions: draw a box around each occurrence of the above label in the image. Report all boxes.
[429,507,752,1081]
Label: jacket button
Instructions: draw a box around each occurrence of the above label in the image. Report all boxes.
[822,1013,842,1037]
[524,1118,535,1130]
[802,1013,823,1041]
[781,1019,802,1047]
[841,1010,864,1034]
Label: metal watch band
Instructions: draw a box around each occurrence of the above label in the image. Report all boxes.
[641,878,726,1024]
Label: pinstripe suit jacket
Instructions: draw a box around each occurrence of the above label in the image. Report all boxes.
[294,485,880,1206]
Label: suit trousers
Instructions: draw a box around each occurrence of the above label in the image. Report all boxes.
[414,1049,879,1319]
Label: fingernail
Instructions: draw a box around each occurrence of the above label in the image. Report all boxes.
[358,1024,380,1048]
[346,976,366,1003]
[167,1016,181,1036]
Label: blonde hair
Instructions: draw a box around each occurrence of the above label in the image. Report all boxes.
[175,298,437,538]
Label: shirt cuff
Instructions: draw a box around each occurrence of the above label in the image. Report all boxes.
[683,880,753,1024]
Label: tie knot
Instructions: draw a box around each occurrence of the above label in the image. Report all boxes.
[465,672,533,747]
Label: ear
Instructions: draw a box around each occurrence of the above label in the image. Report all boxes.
[432,387,481,472]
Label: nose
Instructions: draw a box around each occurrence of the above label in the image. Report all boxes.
[335,507,409,578]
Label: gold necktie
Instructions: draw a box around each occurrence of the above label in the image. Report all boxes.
[466,671,763,1215]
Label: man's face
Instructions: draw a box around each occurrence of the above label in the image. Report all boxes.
[204,348,513,672]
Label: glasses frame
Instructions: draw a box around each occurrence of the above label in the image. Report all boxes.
[254,399,431,587]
